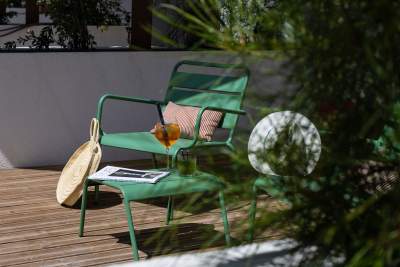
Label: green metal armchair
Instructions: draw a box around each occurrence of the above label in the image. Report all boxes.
[96,60,249,166]
[94,60,249,224]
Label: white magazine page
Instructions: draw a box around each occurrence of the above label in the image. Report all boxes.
[89,166,169,183]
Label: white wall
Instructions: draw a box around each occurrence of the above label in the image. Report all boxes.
[0,51,286,168]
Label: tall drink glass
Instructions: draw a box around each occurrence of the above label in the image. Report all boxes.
[154,123,180,169]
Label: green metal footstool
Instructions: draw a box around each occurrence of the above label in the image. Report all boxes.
[78,170,231,260]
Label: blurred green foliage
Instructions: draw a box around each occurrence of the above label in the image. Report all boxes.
[157,0,400,265]
[39,0,129,49]
[1,0,129,49]
[264,124,310,176]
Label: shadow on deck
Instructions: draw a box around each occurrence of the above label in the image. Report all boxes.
[0,157,285,266]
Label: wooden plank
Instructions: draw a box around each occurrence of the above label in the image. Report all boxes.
[0,207,241,244]
[7,248,135,267]
[0,158,285,266]
[0,222,229,265]
[0,225,272,264]
[0,219,238,256]
[0,170,59,180]
[0,207,238,239]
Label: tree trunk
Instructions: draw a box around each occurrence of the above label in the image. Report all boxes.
[26,0,39,25]
[131,0,153,49]
[0,1,7,24]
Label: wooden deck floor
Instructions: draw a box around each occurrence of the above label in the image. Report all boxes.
[0,159,285,267]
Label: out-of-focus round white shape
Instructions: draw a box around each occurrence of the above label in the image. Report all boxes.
[248,111,321,176]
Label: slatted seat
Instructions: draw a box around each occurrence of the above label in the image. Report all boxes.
[100,132,195,155]
[96,60,250,165]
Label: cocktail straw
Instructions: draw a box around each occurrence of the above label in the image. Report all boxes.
[156,103,166,125]
[156,103,171,168]
[156,103,169,145]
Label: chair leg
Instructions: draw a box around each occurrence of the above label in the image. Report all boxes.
[248,185,258,242]
[94,184,100,204]
[171,151,179,168]
[166,196,174,225]
[79,179,89,237]
[123,199,140,261]
[151,153,158,168]
[219,191,231,246]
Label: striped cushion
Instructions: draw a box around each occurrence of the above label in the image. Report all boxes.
[153,101,223,141]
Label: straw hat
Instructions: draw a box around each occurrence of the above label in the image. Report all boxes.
[56,118,102,206]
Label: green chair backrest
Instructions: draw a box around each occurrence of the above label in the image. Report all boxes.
[164,60,250,131]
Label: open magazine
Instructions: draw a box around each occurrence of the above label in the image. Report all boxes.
[88,166,170,183]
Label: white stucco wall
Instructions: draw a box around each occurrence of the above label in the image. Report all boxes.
[0,51,286,168]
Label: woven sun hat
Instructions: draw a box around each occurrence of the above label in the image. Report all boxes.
[56,118,102,206]
[248,111,321,177]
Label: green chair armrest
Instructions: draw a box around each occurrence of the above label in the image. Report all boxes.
[96,93,165,131]
[192,106,246,143]
[201,106,247,116]
[174,60,250,74]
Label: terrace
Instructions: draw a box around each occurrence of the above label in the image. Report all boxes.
[0,158,286,266]
[0,21,285,262]
[1,1,397,267]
